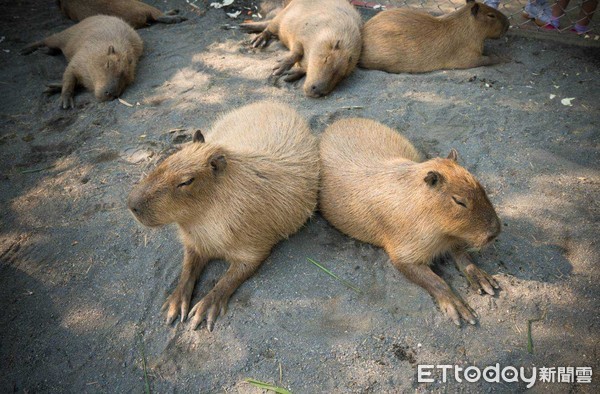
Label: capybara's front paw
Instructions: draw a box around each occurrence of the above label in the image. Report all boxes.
[161,285,194,325]
[435,291,477,327]
[60,93,74,110]
[462,263,499,296]
[187,290,229,332]
[251,31,272,48]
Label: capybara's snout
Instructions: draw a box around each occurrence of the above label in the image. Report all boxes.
[304,81,328,98]
[97,80,120,101]
[127,187,153,225]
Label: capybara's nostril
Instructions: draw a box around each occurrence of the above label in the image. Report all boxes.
[311,85,317,92]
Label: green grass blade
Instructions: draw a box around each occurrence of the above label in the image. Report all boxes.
[306,258,362,294]
[245,378,292,394]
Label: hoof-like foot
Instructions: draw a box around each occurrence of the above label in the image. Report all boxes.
[60,93,74,110]
[188,290,229,332]
[435,291,477,327]
[251,31,272,48]
[161,285,194,325]
[462,263,499,296]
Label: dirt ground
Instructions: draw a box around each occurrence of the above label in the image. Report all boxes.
[1,0,599,393]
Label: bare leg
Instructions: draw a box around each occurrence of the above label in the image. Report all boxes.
[188,258,263,331]
[60,66,77,110]
[578,0,598,26]
[161,246,209,324]
[394,261,477,326]
[453,252,499,296]
[552,0,570,18]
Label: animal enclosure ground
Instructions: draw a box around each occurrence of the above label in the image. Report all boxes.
[0,0,598,392]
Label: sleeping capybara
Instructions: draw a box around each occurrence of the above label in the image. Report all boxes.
[319,118,501,326]
[127,101,320,331]
[56,0,186,29]
[21,15,143,109]
[241,0,362,97]
[360,0,509,73]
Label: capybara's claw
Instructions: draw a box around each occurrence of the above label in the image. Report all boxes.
[44,83,62,95]
[463,263,499,296]
[161,286,193,325]
[165,9,180,15]
[188,291,228,332]
[282,69,306,83]
[251,31,272,48]
[60,94,74,110]
[436,292,476,326]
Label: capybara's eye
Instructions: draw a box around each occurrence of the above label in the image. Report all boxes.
[452,196,467,208]
[487,13,496,18]
[177,178,195,188]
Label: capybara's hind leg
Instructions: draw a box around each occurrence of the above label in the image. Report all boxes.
[155,14,187,24]
[188,257,263,331]
[20,41,45,55]
[60,66,77,109]
[394,260,477,326]
[240,21,271,33]
[161,246,209,325]
[44,83,63,95]
[453,252,499,296]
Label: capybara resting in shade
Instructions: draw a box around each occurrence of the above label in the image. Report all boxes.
[127,101,320,331]
[57,0,186,29]
[319,118,502,326]
[21,15,143,109]
[359,0,510,73]
[241,0,362,97]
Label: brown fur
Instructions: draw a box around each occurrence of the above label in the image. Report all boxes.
[242,0,362,97]
[127,101,320,331]
[56,0,186,29]
[21,15,143,109]
[319,118,502,326]
[359,0,509,73]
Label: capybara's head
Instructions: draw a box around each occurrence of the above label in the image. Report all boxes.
[466,0,509,38]
[127,131,227,227]
[93,45,136,101]
[421,149,501,249]
[304,39,358,98]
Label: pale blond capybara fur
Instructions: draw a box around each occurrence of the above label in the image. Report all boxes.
[57,0,186,29]
[319,118,501,326]
[127,101,320,331]
[242,0,362,97]
[21,15,143,109]
[359,0,509,73]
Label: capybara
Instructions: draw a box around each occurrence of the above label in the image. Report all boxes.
[359,0,510,73]
[127,102,320,331]
[56,0,186,29]
[319,118,501,326]
[241,0,362,97]
[21,15,143,109]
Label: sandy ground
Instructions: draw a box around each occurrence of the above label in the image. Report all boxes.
[0,0,599,392]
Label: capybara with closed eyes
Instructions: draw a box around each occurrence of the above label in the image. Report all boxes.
[127,101,320,331]
[360,0,510,73]
[21,15,143,109]
[319,118,502,326]
[242,0,362,97]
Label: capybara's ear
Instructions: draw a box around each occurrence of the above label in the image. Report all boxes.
[447,149,459,162]
[108,45,116,55]
[193,129,205,143]
[471,3,480,15]
[209,154,227,174]
[424,171,443,187]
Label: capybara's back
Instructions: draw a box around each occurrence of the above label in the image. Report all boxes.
[57,0,166,28]
[360,0,509,73]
